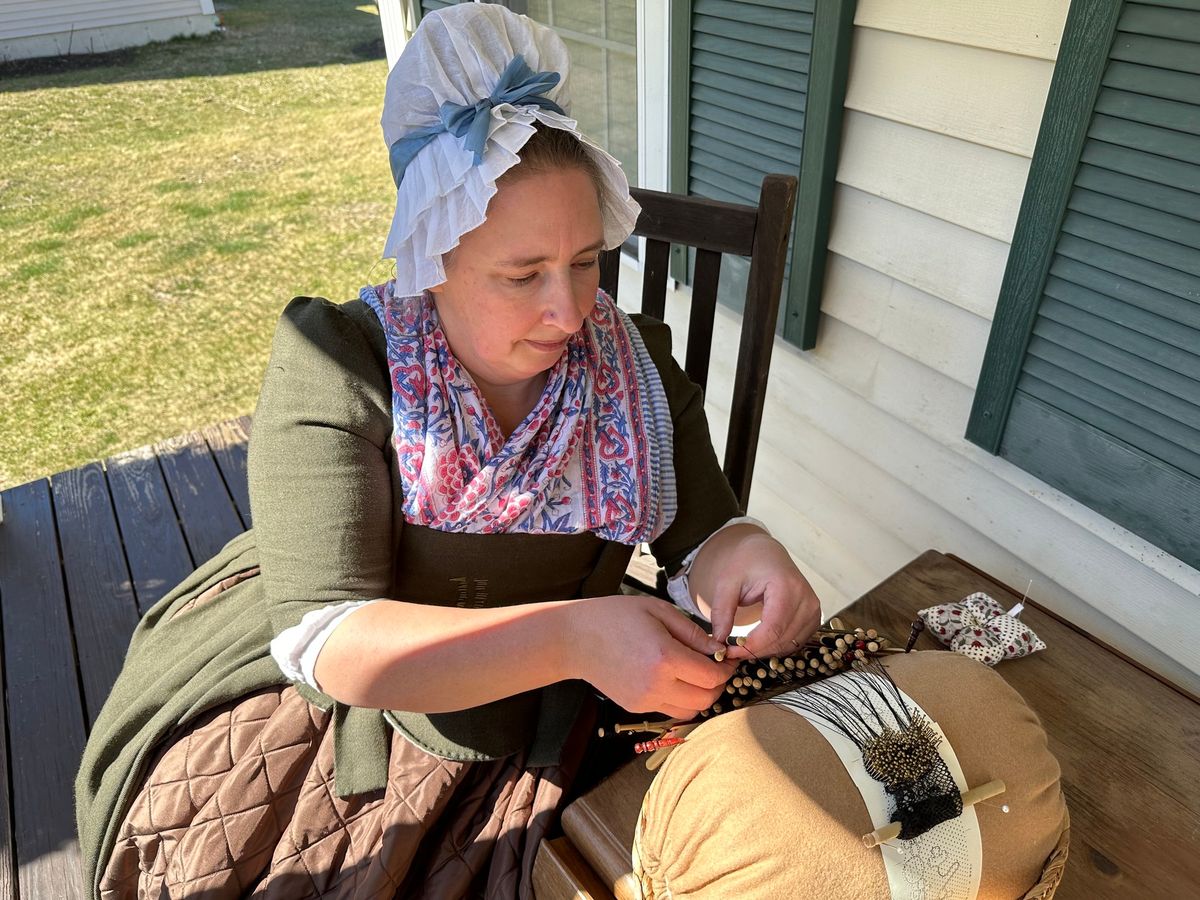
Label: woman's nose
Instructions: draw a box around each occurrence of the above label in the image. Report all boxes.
[542,274,591,331]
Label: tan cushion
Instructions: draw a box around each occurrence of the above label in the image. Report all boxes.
[634,651,1067,899]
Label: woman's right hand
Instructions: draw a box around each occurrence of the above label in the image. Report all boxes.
[568,595,736,720]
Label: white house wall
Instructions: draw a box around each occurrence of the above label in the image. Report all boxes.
[0,0,217,61]
[624,0,1200,694]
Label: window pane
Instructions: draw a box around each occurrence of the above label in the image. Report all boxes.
[526,0,638,186]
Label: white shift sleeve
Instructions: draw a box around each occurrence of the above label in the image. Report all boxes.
[666,515,768,637]
[270,599,384,692]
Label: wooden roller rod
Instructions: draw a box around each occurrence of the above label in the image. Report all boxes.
[862,779,1006,848]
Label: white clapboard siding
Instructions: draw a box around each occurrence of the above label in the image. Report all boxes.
[854,0,1070,61]
[617,254,1200,692]
[706,404,867,617]
[0,0,209,38]
[0,0,204,21]
[635,273,952,615]
[618,0,1199,691]
[820,253,990,389]
[845,27,1055,157]
[765,335,1200,693]
[805,314,978,448]
[750,413,921,585]
[827,184,1010,320]
[837,111,1030,243]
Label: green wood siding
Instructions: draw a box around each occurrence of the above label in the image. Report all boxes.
[968,0,1200,569]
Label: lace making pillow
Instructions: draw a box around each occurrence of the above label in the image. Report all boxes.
[633,651,1067,900]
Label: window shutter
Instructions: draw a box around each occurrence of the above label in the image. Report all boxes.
[968,0,1200,569]
[686,0,812,207]
[679,0,812,313]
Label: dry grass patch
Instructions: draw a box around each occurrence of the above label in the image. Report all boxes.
[0,0,397,487]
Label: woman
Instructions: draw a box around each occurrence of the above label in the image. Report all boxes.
[77,6,820,898]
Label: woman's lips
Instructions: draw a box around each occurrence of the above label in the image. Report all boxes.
[526,337,569,352]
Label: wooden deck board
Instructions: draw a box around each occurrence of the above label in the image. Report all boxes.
[0,479,86,900]
[0,418,255,899]
[156,430,245,566]
[51,463,141,726]
[0,517,19,900]
[105,447,194,614]
[201,416,253,529]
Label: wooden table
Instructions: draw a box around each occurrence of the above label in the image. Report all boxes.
[0,418,252,900]
[534,550,1200,899]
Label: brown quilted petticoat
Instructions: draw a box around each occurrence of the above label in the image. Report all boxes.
[98,685,577,899]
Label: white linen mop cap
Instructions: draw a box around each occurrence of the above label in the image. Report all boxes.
[380,3,641,296]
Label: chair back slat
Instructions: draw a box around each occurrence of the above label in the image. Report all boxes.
[599,246,621,298]
[684,249,722,394]
[602,177,797,511]
[724,174,798,506]
[630,189,757,255]
[640,239,671,322]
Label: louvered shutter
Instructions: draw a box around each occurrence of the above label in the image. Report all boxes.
[970,0,1200,569]
[684,0,811,310]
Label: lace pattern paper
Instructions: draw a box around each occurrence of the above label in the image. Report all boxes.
[774,677,983,900]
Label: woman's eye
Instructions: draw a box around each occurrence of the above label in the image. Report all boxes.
[508,273,537,286]
[575,258,598,270]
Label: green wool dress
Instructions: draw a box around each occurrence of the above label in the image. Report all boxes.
[75,296,740,898]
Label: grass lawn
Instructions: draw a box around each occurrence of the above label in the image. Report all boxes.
[0,0,397,488]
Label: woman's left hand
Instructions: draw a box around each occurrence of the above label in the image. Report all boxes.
[686,523,821,660]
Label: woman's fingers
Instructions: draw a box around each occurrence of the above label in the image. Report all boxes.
[656,702,710,721]
[742,579,821,658]
[577,595,736,715]
[655,604,723,657]
[666,677,726,712]
[703,577,744,647]
[654,606,735,689]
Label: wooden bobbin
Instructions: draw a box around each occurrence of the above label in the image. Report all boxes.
[610,719,674,736]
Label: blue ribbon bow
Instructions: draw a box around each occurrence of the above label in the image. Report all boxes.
[388,54,565,188]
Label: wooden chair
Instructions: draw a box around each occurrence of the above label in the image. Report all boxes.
[599,174,798,512]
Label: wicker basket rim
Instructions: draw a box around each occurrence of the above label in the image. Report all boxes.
[1021,808,1070,900]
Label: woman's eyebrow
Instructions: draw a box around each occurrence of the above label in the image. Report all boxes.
[498,239,606,268]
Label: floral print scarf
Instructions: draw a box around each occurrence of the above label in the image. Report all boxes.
[360,281,676,543]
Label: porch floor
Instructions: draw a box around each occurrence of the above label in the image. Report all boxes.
[0,417,252,899]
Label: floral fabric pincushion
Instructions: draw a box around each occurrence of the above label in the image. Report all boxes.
[919,592,1046,666]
